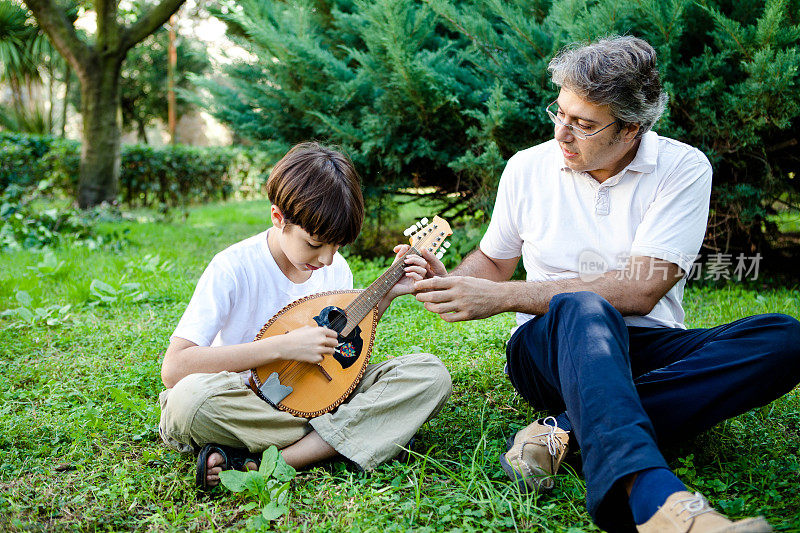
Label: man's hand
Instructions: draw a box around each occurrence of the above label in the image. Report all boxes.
[268,326,339,363]
[417,247,449,279]
[414,275,505,322]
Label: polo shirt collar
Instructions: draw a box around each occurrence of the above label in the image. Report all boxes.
[625,130,658,174]
[557,130,659,186]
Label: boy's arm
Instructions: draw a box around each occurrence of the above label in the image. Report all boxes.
[161,326,339,388]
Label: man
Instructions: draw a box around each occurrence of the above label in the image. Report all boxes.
[415,36,800,532]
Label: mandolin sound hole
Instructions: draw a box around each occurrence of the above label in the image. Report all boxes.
[313,305,363,370]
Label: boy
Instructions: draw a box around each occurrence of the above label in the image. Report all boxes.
[159,142,452,488]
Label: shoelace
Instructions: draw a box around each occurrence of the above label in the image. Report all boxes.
[517,416,565,478]
[539,416,562,457]
[671,492,714,521]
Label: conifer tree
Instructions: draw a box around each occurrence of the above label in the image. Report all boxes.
[200,0,800,253]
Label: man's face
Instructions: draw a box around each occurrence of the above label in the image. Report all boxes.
[553,88,640,182]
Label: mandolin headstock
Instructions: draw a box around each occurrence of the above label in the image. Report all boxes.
[403,216,453,259]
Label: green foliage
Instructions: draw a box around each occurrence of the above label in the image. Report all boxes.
[88,279,149,306]
[200,0,800,253]
[0,101,51,135]
[0,0,74,136]
[219,446,296,529]
[0,182,100,250]
[121,26,211,142]
[0,289,72,328]
[0,132,61,189]
[0,132,273,207]
[27,250,65,278]
[125,253,174,274]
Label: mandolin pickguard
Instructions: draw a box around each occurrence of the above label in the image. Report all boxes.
[313,305,363,370]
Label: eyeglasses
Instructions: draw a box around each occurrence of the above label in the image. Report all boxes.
[545,100,619,140]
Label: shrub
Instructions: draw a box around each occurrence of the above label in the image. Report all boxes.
[0,132,273,207]
[0,183,99,250]
[0,132,64,190]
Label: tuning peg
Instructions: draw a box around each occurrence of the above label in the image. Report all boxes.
[436,250,444,259]
[443,241,451,248]
[421,217,429,225]
[403,227,414,236]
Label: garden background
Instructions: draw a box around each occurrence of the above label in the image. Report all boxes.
[1,0,799,531]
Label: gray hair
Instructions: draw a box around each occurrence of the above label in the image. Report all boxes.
[548,36,668,137]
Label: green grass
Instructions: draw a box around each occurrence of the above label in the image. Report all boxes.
[1,199,799,532]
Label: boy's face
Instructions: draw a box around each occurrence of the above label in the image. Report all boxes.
[279,224,340,272]
[270,205,340,275]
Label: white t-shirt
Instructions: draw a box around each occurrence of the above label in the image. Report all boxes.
[480,131,712,329]
[172,230,353,347]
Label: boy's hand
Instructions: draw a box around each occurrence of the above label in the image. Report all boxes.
[267,326,339,363]
[387,244,429,298]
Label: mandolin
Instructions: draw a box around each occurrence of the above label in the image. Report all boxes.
[248,216,452,418]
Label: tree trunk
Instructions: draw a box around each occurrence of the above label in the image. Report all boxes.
[48,65,55,134]
[60,66,71,137]
[77,56,123,208]
[137,119,149,144]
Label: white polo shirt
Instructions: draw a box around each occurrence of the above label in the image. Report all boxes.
[480,131,712,329]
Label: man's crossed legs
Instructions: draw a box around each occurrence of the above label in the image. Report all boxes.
[504,291,800,532]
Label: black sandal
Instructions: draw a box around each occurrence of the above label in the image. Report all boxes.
[195,444,261,491]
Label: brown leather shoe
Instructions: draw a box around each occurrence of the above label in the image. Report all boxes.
[637,491,772,533]
[499,416,569,492]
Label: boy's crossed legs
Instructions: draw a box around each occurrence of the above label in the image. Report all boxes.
[159,353,452,486]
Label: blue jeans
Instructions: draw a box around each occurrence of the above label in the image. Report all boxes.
[505,291,800,532]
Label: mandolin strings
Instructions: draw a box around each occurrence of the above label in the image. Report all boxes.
[272,220,444,389]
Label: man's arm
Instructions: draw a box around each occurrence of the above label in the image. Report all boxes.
[415,249,683,322]
[450,248,519,281]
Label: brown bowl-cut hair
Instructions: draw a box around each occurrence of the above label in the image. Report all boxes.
[267,142,364,246]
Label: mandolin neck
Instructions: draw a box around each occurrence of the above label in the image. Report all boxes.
[340,247,421,336]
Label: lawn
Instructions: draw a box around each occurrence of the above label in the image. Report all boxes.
[1,199,798,532]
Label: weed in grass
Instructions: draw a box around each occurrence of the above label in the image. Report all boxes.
[26,251,66,278]
[125,253,175,275]
[0,290,73,328]
[219,446,297,529]
[88,279,149,306]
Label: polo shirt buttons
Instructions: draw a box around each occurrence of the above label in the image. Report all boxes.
[595,187,610,215]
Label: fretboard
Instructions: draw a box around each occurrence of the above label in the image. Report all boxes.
[340,247,420,336]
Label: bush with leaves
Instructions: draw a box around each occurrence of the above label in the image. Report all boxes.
[199,0,800,254]
[0,183,98,250]
[0,132,62,189]
[0,132,273,207]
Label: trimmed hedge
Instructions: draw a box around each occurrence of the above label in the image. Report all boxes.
[0,132,272,206]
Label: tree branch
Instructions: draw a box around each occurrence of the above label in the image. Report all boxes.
[120,0,185,53]
[23,0,90,74]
